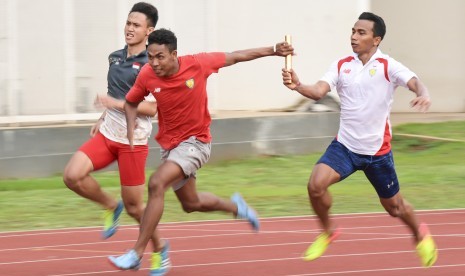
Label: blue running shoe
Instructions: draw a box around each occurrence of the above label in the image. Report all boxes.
[102,200,123,239]
[231,192,260,231]
[150,240,171,276]
[108,249,141,270]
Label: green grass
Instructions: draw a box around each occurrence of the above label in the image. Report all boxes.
[1,121,464,232]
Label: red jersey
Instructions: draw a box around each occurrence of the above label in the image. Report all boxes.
[126,52,226,150]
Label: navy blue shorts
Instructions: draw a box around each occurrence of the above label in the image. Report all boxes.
[317,139,400,199]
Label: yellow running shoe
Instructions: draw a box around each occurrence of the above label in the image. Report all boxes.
[303,228,341,261]
[416,223,438,267]
[150,240,171,276]
[102,201,123,239]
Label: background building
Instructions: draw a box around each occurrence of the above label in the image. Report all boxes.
[1,0,464,124]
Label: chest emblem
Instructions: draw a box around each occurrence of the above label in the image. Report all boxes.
[369,68,377,77]
[109,57,122,65]
[132,62,141,70]
[185,78,195,89]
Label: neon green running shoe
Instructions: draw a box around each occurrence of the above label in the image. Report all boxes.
[416,223,438,267]
[102,201,123,239]
[150,240,171,276]
[303,228,341,261]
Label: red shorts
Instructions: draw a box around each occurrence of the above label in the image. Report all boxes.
[79,132,148,186]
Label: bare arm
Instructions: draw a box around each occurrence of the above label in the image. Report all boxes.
[90,111,106,137]
[124,100,140,149]
[407,77,431,112]
[224,42,294,67]
[95,94,157,117]
[282,69,331,100]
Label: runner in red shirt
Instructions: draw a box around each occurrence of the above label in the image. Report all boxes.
[109,28,294,275]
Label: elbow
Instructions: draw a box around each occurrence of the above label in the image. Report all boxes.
[312,94,324,101]
[147,109,158,117]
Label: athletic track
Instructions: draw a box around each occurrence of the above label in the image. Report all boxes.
[1,209,464,275]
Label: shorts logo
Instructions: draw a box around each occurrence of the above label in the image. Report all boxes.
[369,68,377,77]
[185,78,195,89]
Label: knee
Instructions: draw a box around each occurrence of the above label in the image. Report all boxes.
[384,202,407,218]
[125,203,144,221]
[147,175,165,196]
[383,197,410,218]
[181,201,200,213]
[307,180,327,199]
[63,171,80,190]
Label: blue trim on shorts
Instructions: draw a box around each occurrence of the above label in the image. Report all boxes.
[317,139,400,198]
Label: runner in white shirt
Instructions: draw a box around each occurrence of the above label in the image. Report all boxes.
[282,12,437,267]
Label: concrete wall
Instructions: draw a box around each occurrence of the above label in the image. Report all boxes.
[1,0,463,123]
[0,113,339,179]
[372,0,465,112]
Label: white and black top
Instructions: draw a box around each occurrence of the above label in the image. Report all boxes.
[100,45,154,145]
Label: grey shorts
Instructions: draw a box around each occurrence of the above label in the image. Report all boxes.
[160,136,211,191]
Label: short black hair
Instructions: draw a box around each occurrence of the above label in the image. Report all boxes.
[148,28,177,52]
[130,2,159,28]
[358,12,386,40]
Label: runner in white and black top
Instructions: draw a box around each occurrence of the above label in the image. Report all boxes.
[62,3,171,275]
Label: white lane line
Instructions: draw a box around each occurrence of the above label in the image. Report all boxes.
[1,221,464,252]
[39,248,465,276]
[286,263,465,276]
[1,208,464,237]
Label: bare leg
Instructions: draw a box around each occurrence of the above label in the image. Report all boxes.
[175,177,238,215]
[63,151,117,210]
[121,185,164,251]
[308,163,341,233]
[380,193,422,242]
[132,161,185,257]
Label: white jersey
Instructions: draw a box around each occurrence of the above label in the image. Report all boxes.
[99,94,155,145]
[321,49,416,155]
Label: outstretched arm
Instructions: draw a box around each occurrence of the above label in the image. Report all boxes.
[407,77,431,112]
[282,69,331,101]
[224,42,294,67]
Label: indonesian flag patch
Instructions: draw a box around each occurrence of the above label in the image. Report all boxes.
[132,62,141,70]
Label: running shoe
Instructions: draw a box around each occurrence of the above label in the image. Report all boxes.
[150,240,171,276]
[102,200,123,239]
[303,228,341,261]
[416,223,438,267]
[108,249,141,270]
[231,192,260,231]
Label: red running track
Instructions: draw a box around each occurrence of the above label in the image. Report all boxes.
[1,209,464,276]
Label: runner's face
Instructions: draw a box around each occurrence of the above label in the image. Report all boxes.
[125,12,151,46]
[351,20,380,54]
[147,44,178,77]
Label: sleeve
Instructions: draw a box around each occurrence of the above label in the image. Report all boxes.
[389,58,417,88]
[126,65,150,103]
[194,52,227,77]
[320,60,339,91]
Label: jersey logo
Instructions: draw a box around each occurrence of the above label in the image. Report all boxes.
[154,87,161,93]
[109,57,122,65]
[132,62,141,70]
[185,78,195,89]
[369,68,377,77]
[343,69,351,74]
